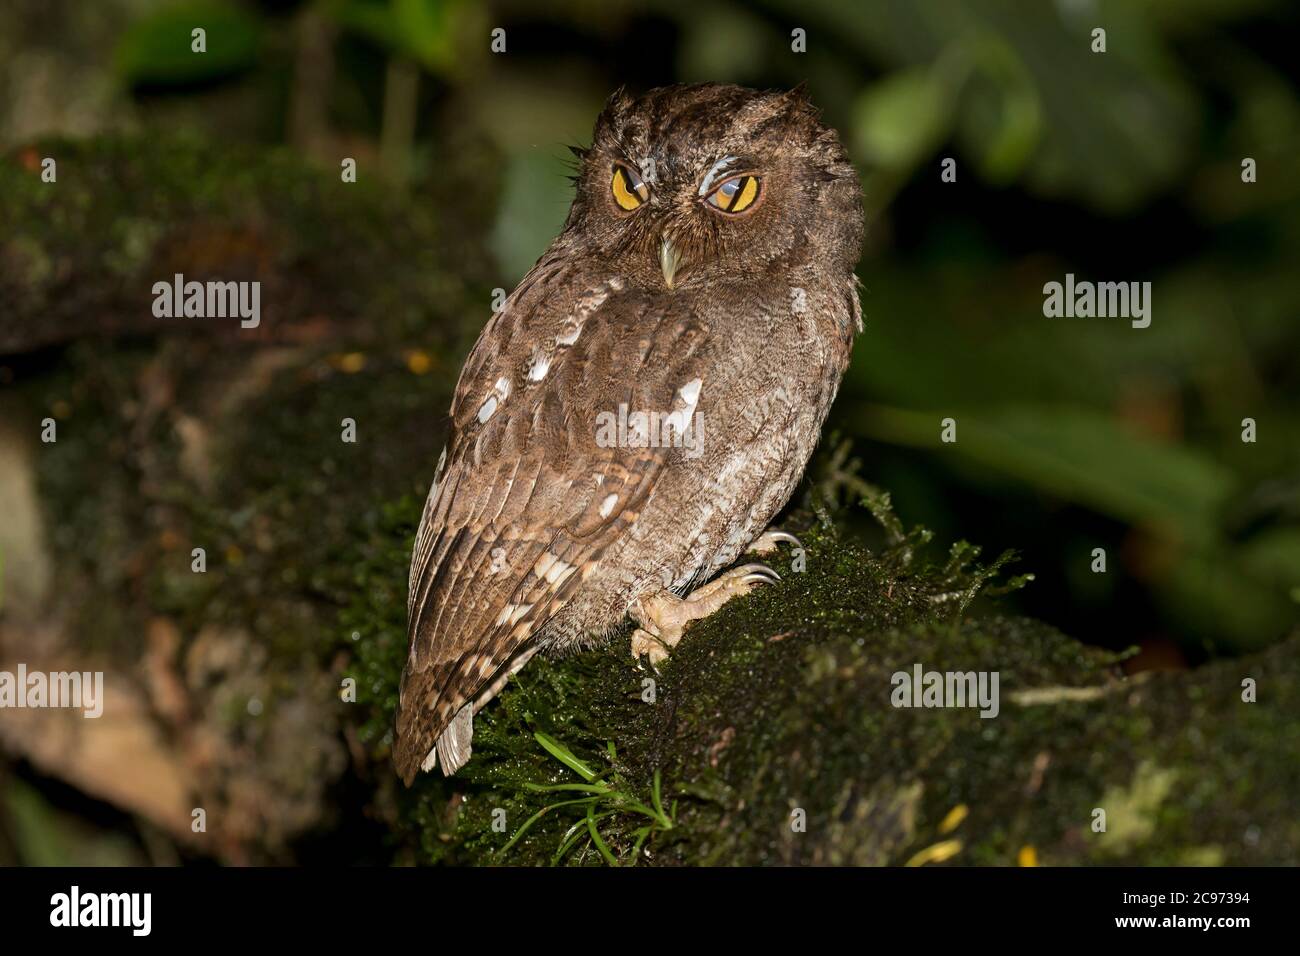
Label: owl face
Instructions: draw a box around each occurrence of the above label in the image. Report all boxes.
[563,83,862,294]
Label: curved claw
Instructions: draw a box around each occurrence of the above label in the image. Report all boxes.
[732,563,780,586]
[732,562,780,579]
[765,531,803,550]
[748,530,804,556]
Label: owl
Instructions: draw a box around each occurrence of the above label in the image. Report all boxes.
[395,82,863,783]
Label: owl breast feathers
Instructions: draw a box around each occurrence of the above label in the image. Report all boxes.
[395,82,863,783]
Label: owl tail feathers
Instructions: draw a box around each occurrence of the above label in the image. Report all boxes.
[394,702,474,786]
[433,704,475,776]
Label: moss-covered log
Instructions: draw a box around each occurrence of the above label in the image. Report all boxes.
[1,136,1294,865]
[345,503,1298,866]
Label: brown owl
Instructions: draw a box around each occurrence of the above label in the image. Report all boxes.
[395,82,863,783]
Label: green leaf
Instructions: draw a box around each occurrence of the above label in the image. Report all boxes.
[788,0,1198,209]
[854,404,1234,541]
[394,0,457,71]
[585,805,619,866]
[329,0,465,72]
[961,32,1042,182]
[114,3,262,88]
[854,66,954,170]
[533,730,599,782]
[327,0,407,50]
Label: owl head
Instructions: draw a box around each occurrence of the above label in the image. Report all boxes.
[562,83,863,293]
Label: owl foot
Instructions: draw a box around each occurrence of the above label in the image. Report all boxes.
[629,563,779,666]
[747,530,802,555]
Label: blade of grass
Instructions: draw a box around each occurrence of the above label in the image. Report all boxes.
[521,782,612,794]
[552,827,588,865]
[629,825,652,862]
[586,804,619,865]
[534,731,599,781]
[650,769,672,828]
[500,795,600,855]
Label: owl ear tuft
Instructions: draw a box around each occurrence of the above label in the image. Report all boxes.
[605,85,635,115]
[775,81,823,133]
[592,85,635,146]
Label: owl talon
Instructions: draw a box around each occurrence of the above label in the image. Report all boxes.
[726,562,780,588]
[748,530,803,555]
[628,562,779,665]
[630,628,671,668]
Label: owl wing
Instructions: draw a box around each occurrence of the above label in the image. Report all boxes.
[394,279,709,783]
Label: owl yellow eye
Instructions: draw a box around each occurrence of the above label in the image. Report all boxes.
[611,165,649,211]
[706,175,761,214]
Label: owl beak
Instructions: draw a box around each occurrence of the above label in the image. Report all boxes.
[659,237,683,289]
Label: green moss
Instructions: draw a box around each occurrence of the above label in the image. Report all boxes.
[2,134,495,352]
[12,132,486,663]
[337,487,1300,866]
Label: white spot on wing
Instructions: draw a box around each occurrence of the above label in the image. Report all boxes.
[533,552,556,579]
[478,396,497,423]
[528,349,551,381]
[679,377,702,408]
[599,493,618,518]
[533,551,576,586]
[495,603,534,627]
[538,552,574,585]
[428,445,448,499]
